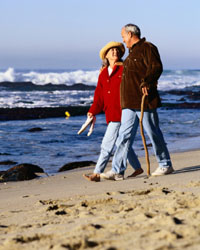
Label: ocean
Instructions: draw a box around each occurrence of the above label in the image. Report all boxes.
[0,68,200,174]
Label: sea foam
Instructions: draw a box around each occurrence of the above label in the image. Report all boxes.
[0,68,200,90]
[0,68,99,86]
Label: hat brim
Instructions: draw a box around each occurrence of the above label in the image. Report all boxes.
[99,42,125,60]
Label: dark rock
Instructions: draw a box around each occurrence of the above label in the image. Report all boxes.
[0,106,90,121]
[188,92,200,101]
[55,210,67,215]
[91,224,103,229]
[0,153,11,155]
[173,217,183,225]
[162,102,200,109]
[162,188,171,194]
[166,89,200,101]
[0,160,17,165]
[58,161,96,172]
[0,81,96,91]
[47,205,59,211]
[27,127,43,132]
[0,163,45,182]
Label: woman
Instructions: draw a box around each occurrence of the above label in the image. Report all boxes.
[83,41,143,181]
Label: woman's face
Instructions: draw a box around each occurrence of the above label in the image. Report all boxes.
[105,47,119,62]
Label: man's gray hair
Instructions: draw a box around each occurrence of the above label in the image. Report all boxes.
[124,24,141,38]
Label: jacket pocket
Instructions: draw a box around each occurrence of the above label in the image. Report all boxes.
[126,57,145,73]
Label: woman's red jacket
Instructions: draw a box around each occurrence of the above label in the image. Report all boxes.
[89,63,123,124]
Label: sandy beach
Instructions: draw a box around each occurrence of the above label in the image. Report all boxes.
[0,150,200,250]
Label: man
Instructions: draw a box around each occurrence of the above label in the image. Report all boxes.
[101,23,174,180]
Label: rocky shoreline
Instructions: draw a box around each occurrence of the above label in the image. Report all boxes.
[0,106,91,120]
[0,81,96,91]
[0,103,200,121]
[0,81,200,120]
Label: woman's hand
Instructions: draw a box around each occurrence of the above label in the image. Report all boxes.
[87,112,93,118]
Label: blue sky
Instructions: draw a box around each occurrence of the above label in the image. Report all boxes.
[0,0,199,70]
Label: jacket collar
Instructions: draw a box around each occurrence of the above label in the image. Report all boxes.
[101,62,123,77]
[129,37,146,53]
[109,62,123,76]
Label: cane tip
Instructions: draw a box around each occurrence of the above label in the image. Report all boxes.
[144,174,151,179]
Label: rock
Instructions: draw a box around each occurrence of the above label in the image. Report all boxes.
[0,163,45,182]
[0,106,90,121]
[58,161,96,172]
[0,160,17,165]
[0,81,96,91]
[27,127,43,132]
[0,153,11,155]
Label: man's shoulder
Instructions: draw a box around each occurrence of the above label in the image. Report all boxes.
[143,40,158,50]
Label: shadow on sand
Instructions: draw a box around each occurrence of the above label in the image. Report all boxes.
[173,165,200,175]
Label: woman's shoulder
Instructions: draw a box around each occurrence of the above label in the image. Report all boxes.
[99,66,108,77]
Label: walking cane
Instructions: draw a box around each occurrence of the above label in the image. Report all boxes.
[139,94,151,176]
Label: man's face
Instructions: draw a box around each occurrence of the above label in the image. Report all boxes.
[121,28,132,48]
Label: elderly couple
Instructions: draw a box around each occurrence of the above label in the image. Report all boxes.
[83,23,174,182]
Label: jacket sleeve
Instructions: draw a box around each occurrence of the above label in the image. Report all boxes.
[89,75,104,115]
[140,43,163,89]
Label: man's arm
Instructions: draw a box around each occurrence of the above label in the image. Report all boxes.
[140,42,163,90]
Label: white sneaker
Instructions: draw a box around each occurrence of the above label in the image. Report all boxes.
[100,170,124,181]
[151,166,174,176]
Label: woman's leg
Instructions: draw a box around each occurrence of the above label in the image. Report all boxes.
[94,122,120,174]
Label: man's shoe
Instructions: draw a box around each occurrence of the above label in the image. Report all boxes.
[151,166,174,176]
[100,170,124,181]
[127,168,144,178]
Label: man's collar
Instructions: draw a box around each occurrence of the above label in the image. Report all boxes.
[129,37,146,51]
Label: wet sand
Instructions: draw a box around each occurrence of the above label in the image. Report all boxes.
[0,150,200,250]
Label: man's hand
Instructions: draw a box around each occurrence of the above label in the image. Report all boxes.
[142,86,149,96]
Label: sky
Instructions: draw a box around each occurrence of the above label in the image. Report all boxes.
[0,0,199,70]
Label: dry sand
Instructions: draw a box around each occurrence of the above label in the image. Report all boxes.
[0,150,200,250]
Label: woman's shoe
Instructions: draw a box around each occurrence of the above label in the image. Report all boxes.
[83,173,100,182]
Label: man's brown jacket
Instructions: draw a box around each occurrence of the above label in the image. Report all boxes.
[120,38,163,110]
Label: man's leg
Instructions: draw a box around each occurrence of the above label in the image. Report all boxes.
[137,109,173,175]
[127,146,141,170]
[112,109,139,174]
[127,146,144,177]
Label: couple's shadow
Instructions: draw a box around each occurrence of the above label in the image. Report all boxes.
[172,165,200,175]
[130,164,200,178]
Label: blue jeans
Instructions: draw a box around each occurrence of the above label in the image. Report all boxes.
[112,109,172,174]
[94,121,141,174]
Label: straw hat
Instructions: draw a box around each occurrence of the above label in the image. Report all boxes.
[99,41,125,60]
